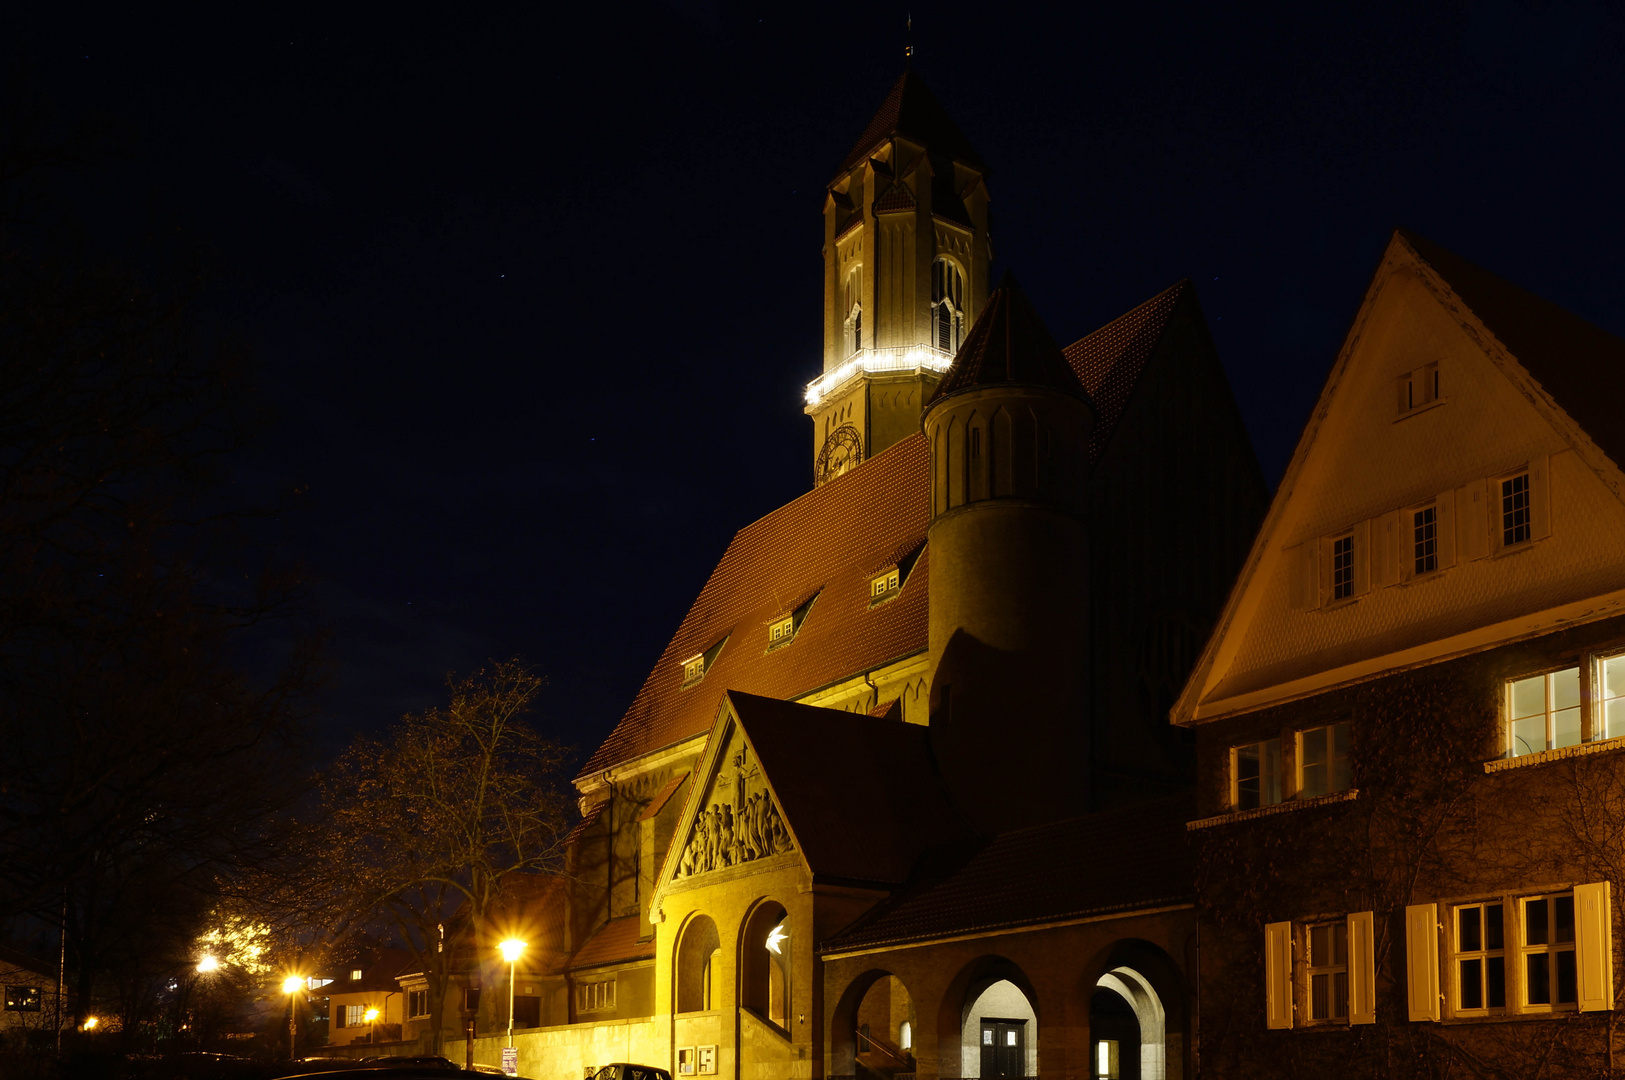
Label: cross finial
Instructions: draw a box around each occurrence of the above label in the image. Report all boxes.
[904,11,913,65]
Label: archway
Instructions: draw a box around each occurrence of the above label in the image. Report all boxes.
[1086,941,1185,1080]
[739,901,789,1028]
[676,914,720,1013]
[831,970,918,1080]
[961,977,1037,1078]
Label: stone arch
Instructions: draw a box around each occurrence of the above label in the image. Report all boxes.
[831,969,919,1080]
[1082,939,1188,1080]
[738,898,790,1028]
[675,913,721,1014]
[937,956,1040,1079]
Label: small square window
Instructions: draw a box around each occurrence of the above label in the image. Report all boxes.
[1397,362,1440,414]
[1507,667,1580,756]
[1233,738,1282,810]
[351,969,363,981]
[769,616,794,644]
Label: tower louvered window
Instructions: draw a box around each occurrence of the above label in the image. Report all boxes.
[932,258,965,353]
[844,268,863,355]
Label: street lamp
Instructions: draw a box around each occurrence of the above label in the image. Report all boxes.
[282,975,303,1059]
[497,939,527,1049]
[197,955,220,974]
[364,1006,380,1044]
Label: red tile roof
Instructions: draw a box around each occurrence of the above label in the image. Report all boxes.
[1063,280,1190,464]
[1397,229,1625,472]
[568,915,653,971]
[636,772,689,823]
[576,436,933,779]
[729,692,973,885]
[839,71,986,176]
[578,283,1210,781]
[873,183,917,215]
[930,273,1091,404]
[819,794,1195,952]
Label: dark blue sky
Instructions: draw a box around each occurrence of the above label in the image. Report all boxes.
[12,1,1625,765]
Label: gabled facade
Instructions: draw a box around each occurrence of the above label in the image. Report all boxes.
[1175,229,1625,1076]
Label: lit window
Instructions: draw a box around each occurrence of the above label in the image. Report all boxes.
[1598,653,1625,741]
[408,989,430,1018]
[931,258,965,353]
[870,569,900,601]
[1306,922,1348,1022]
[680,636,728,689]
[4,986,42,1012]
[1507,667,1580,756]
[1452,902,1505,1014]
[1502,472,1531,547]
[344,1004,369,1026]
[898,1021,911,1051]
[1413,506,1437,575]
[1298,722,1350,798]
[1233,738,1281,810]
[351,969,363,981]
[1520,893,1577,1009]
[769,616,794,644]
[1096,1039,1119,1079]
[1331,535,1354,600]
[767,593,820,649]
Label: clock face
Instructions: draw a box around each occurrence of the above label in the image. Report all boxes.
[815,424,864,485]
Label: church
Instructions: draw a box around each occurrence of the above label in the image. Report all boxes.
[424,69,1625,1080]
[476,70,1267,1080]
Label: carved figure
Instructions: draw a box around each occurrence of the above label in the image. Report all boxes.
[673,766,795,879]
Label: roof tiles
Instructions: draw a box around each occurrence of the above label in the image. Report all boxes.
[839,72,986,176]
[1063,280,1190,464]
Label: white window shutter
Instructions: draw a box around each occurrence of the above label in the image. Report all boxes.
[1529,454,1551,540]
[1576,881,1613,1013]
[1405,903,1440,1021]
[1457,480,1490,561]
[1348,910,1376,1025]
[1373,511,1401,587]
[1353,519,1372,595]
[1434,489,1457,569]
[1265,920,1293,1029]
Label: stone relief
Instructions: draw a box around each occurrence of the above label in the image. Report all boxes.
[675,741,793,879]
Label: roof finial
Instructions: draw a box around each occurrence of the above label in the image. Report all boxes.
[904,11,913,66]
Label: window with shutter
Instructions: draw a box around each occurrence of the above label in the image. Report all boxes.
[1406,903,1440,1022]
[1265,921,1293,1029]
[1349,911,1376,1025]
[1575,881,1613,1013]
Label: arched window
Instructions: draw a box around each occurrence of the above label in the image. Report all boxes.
[677,915,721,1013]
[741,902,790,1026]
[844,268,863,355]
[932,258,965,353]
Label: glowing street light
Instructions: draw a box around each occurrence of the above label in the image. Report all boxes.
[364,1006,380,1044]
[497,939,527,1051]
[197,955,220,974]
[282,975,303,1059]
[81,1016,98,1031]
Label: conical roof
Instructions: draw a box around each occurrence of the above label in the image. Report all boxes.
[839,71,986,175]
[928,273,1094,407]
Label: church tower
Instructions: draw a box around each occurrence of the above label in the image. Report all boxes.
[922,275,1096,834]
[806,72,992,486]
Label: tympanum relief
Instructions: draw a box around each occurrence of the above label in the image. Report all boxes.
[675,737,792,879]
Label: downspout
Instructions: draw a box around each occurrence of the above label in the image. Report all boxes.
[602,772,616,925]
[863,671,879,714]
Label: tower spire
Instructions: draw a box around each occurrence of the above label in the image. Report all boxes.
[904,12,913,66]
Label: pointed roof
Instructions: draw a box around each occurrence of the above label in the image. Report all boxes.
[1398,229,1625,472]
[929,273,1094,405]
[840,71,986,175]
[1063,279,1193,463]
[726,692,974,885]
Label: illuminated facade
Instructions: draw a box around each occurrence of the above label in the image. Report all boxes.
[436,71,1268,1080]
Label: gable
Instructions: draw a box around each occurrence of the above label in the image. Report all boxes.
[1177,232,1625,724]
[665,711,797,885]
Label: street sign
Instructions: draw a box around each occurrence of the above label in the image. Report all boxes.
[501,1047,518,1076]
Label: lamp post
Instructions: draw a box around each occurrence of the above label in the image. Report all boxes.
[497,940,527,1049]
[364,1006,380,1045]
[281,976,303,1059]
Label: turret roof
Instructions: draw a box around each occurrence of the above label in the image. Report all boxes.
[928,273,1093,405]
[839,71,986,176]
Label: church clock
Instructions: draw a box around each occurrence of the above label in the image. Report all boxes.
[814,424,864,486]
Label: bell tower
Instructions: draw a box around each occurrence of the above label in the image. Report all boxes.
[806,72,992,486]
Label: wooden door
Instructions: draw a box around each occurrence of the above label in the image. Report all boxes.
[979,1017,1026,1077]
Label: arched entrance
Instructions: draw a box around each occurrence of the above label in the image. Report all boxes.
[676,914,721,1013]
[739,901,789,1027]
[961,978,1036,1078]
[1087,941,1184,1080]
[830,970,916,1080]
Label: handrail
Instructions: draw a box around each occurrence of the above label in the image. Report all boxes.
[805,345,954,405]
[855,1028,910,1067]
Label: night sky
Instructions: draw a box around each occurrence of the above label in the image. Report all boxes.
[11,2,1625,766]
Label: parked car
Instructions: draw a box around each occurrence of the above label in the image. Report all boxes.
[588,1065,671,1080]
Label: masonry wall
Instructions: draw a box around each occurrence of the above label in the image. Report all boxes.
[1192,612,1625,1078]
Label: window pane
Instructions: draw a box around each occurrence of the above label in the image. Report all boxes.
[1605,655,1625,701]
[1553,667,1580,711]
[1555,707,1581,749]
[1608,698,1625,741]
[1460,958,1482,1009]
[1557,950,1577,1004]
[1487,957,1505,1008]
[1333,971,1348,1020]
[1486,905,1504,950]
[1263,739,1282,805]
[1310,924,1330,965]
[1236,745,1260,809]
[1527,898,1549,945]
[1311,972,1329,1020]
[1511,676,1546,720]
[1459,907,1481,951]
[1527,953,1551,1005]
[1333,922,1348,966]
[1331,722,1351,791]
[1555,896,1574,944]
[1511,716,1545,756]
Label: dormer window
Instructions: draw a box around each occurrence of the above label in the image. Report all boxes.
[1396,362,1441,416]
[767,591,821,651]
[680,636,728,689]
[870,569,900,602]
[351,969,363,981]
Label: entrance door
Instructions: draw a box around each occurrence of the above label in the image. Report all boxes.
[979,1018,1026,1078]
